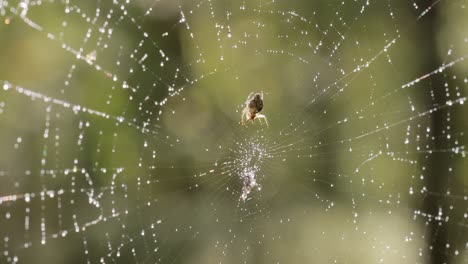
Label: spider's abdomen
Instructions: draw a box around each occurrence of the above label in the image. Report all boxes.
[249,94,263,113]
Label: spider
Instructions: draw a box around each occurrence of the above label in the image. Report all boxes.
[241,92,268,126]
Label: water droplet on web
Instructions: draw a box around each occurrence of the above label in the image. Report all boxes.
[3,82,11,90]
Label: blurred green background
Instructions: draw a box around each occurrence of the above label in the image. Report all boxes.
[0,0,467,263]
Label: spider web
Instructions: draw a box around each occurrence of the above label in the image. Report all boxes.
[0,0,467,263]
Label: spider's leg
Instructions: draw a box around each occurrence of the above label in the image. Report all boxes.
[241,109,248,126]
[241,112,245,126]
[257,114,268,126]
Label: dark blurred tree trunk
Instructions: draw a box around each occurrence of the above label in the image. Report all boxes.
[419,2,450,264]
